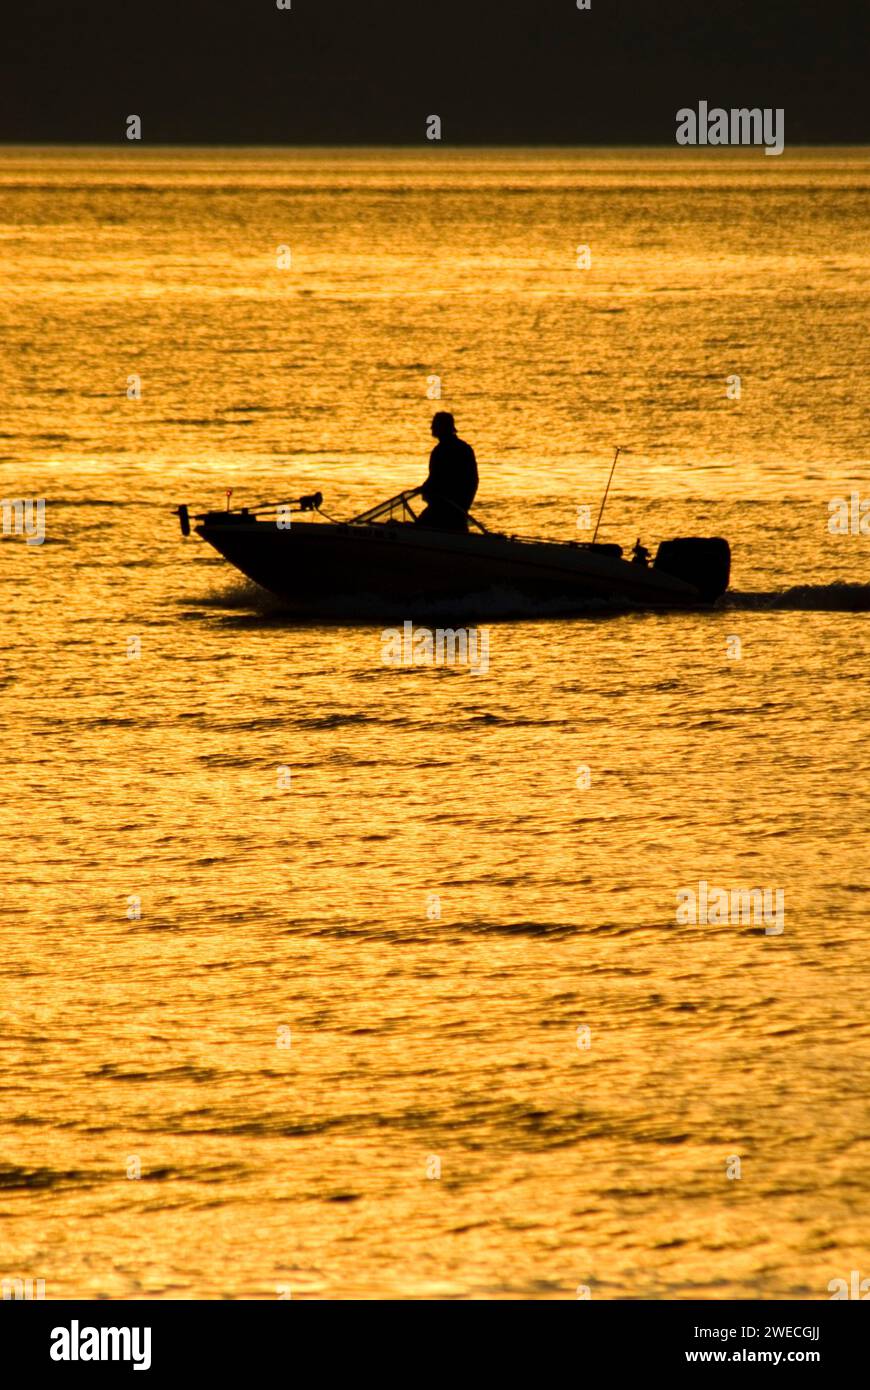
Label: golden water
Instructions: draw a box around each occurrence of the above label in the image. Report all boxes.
[1,147,868,1298]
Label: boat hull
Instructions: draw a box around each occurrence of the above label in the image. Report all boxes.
[196,517,715,618]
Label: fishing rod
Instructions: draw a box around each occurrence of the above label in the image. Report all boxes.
[591,445,623,544]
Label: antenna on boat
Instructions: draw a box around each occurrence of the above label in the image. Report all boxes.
[591,446,622,544]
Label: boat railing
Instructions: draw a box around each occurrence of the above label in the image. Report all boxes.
[349,489,494,535]
[347,488,424,525]
[177,491,616,552]
[176,492,326,534]
[187,489,423,528]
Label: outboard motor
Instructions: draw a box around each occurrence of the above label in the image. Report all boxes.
[653,537,731,602]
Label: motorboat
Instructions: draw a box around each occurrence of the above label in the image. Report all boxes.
[176,487,730,618]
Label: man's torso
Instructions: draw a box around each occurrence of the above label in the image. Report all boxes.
[426,437,479,511]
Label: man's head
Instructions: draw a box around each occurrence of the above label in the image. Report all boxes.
[431,411,456,441]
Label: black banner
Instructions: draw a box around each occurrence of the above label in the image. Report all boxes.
[2,1299,866,1375]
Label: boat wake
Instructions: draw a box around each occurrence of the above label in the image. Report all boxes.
[725,584,870,612]
[187,580,870,625]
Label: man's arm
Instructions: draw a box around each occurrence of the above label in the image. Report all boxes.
[421,444,440,502]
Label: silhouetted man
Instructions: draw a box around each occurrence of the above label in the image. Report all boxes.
[415,412,478,532]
